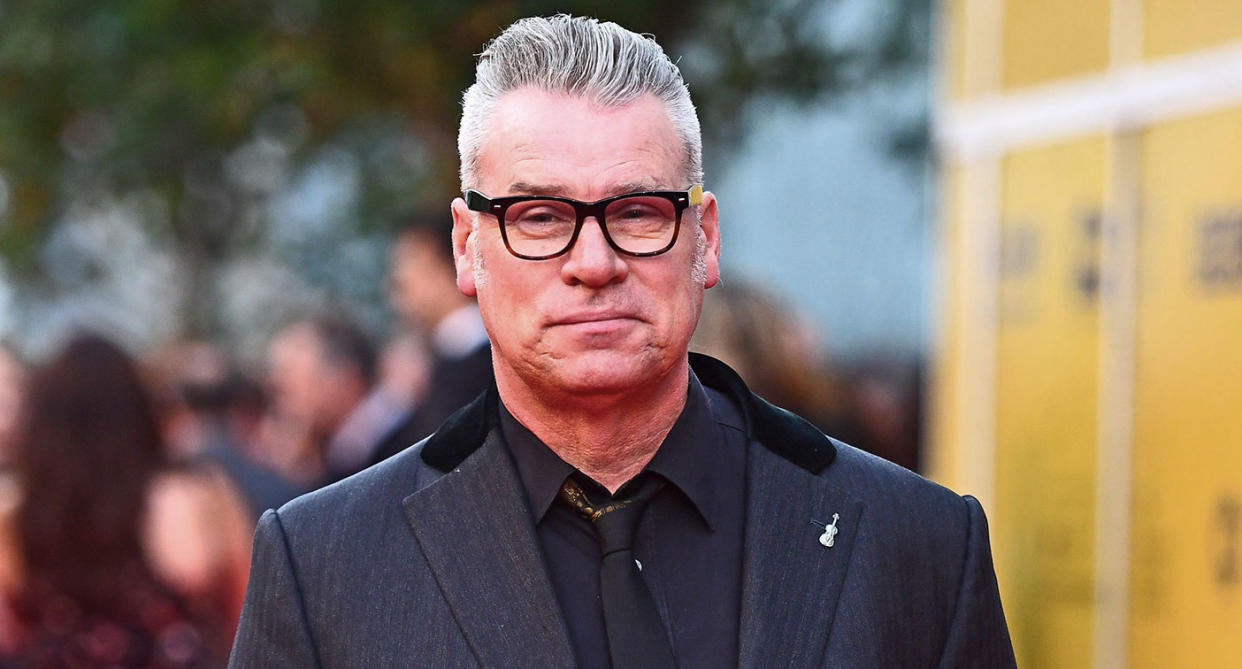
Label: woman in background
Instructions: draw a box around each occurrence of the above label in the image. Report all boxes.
[0,342,26,656]
[0,333,252,667]
[0,343,22,466]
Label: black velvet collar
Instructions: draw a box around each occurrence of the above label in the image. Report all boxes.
[419,352,837,475]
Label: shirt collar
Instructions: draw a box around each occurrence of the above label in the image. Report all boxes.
[499,368,723,531]
[643,370,721,530]
[499,402,575,525]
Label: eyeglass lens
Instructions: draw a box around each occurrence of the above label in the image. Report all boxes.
[503,195,678,257]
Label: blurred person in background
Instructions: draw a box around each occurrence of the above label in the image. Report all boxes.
[147,341,304,520]
[691,281,920,471]
[265,315,423,485]
[0,343,24,653]
[378,211,492,461]
[0,343,23,468]
[376,328,432,424]
[0,332,251,666]
[839,357,922,473]
[690,280,856,435]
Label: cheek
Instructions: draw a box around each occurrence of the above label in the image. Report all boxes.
[657,279,706,343]
[476,274,526,336]
[478,265,562,350]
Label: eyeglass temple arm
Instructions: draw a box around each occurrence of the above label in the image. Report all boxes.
[464,190,495,212]
[686,184,703,206]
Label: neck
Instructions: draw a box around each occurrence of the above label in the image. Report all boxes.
[497,363,689,494]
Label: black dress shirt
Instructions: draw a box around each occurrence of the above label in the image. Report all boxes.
[500,370,748,669]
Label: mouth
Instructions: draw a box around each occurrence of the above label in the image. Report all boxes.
[551,311,641,327]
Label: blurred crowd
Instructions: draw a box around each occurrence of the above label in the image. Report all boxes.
[0,214,920,667]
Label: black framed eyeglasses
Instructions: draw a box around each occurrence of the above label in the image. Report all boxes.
[464,185,703,260]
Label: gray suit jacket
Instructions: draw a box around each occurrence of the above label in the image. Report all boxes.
[230,354,1016,668]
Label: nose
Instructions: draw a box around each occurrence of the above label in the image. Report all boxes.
[561,216,629,288]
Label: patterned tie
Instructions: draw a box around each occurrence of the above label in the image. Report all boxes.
[559,473,677,669]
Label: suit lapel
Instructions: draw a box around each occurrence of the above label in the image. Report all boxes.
[403,431,575,669]
[738,444,863,669]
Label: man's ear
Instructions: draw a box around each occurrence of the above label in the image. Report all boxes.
[450,198,478,297]
[700,191,721,289]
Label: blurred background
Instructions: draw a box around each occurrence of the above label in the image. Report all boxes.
[0,0,1237,667]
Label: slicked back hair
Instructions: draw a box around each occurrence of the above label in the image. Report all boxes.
[458,14,703,191]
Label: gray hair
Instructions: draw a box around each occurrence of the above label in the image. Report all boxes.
[458,15,703,191]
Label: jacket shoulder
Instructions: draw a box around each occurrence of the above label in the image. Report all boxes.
[274,439,441,537]
[823,439,978,539]
[813,441,1014,666]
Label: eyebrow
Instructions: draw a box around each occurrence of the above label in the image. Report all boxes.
[505,180,669,199]
[507,182,570,197]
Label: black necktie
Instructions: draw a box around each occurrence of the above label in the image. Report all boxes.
[559,473,677,669]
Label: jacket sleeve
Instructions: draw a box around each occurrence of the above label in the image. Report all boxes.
[936,495,1018,669]
[229,509,322,669]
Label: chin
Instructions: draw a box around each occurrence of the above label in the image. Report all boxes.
[541,349,671,395]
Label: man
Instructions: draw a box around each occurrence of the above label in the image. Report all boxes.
[231,15,1016,669]
[150,340,303,519]
[376,213,493,463]
[266,316,423,485]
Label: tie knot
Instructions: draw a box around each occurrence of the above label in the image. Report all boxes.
[558,473,665,555]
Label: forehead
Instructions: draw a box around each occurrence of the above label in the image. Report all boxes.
[476,88,684,196]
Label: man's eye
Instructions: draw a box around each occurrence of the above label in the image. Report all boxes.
[625,204,667,219]
[512,205,572,224]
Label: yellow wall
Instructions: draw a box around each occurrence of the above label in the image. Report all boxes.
[934,2,1242,667]
[1002,0,1110,90]
[1144,0,1242,59]
[941,0,970,100]
[1130,105,1242,668]
[994,137,1105,668]
[928,166,967,487]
